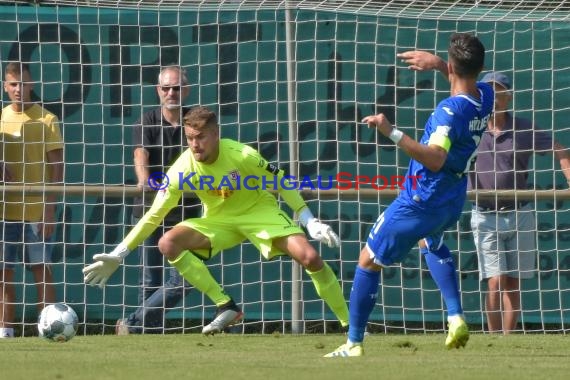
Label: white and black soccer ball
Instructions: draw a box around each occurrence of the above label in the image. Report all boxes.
[37,303,79,342]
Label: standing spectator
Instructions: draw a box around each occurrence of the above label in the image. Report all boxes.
[0,62,63,338]
[469,71,570,333]
[325,33,493,357]
[116,66,201,334]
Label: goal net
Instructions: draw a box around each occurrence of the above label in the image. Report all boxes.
[1,0,569,335]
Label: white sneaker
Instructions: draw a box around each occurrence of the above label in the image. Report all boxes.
[202,299,243,335]
[324,342,364,357]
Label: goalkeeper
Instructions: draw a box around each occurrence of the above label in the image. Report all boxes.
[83,106,349,334]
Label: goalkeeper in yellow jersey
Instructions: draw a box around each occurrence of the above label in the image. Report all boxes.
[83,106,349,334]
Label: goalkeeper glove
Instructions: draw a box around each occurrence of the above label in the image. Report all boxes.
[82,242,130,288]
[299,208,341,248]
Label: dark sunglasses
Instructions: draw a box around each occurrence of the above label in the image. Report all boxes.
[160,85,181,92]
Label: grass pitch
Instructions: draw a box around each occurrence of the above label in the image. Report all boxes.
[1,333,568,380]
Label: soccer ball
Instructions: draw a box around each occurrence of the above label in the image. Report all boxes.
[37,303,79,342]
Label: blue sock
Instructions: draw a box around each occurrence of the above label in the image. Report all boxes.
[421,245,463,316]
[348,266,380,344]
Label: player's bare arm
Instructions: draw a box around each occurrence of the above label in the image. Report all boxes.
[133,147,151,190]
[362,113,447,172]
[397,51,449,79]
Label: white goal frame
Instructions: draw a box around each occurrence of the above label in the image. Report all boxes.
[1,0,569,335]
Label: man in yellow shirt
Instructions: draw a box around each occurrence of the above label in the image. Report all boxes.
[84,106,349,334]
[0,62,64,338]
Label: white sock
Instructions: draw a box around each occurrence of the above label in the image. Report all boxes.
[448,314,465,323]
[0,327,14,338]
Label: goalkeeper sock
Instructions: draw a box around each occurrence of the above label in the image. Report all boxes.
[306,262,349,327]
[347,266,380,344]
[421,245,463,316]
[169,250,231,306]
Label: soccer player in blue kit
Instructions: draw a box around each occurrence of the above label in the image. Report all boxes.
[325,33,494,357]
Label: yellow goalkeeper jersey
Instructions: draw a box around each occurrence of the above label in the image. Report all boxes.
[123,138,308,250]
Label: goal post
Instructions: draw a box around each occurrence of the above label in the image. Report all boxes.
[1,0,569,335]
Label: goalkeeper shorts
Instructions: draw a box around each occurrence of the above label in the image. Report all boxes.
[177,206,304,260]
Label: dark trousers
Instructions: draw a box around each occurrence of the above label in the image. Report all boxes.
[126,215,191,333]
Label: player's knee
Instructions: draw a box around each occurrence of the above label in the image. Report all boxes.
[157,235,180,259]
[301,249,323,271]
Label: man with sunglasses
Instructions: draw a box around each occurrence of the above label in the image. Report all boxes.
[116,65,201,334]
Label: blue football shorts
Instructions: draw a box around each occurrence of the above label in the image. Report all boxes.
[366,196,463,266]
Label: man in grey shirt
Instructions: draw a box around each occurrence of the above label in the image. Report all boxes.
[469,71,570,333]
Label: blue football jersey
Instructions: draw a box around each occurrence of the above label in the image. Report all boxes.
[402,82,494,208]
